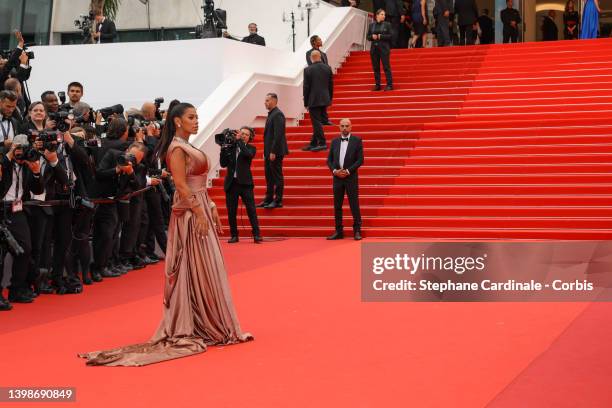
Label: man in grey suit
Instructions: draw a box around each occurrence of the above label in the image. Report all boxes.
[302,51,334,152]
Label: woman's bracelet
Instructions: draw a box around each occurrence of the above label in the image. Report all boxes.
[209,201,217,210]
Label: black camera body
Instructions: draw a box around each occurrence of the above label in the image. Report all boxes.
[117,153,137,167]
[97,104,124,120]
[48,110,73,132]
[38,130,61,152]
[214,128,238,147]
[14,145,41,162]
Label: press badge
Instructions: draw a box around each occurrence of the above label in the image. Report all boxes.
[12,199,23,213]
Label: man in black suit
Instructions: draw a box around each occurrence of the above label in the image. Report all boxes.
[477,9,494,44]
[542,10,559,41]
[384,0,404,48]
[306,35,329,66]
[501,0,521,43]
[368,9,394,91]
[302,51,334,152]
[0,135,44,306]
[257,93,289,209]
[94,10,117,44]
[326,118,363,241]
[434,0,452,47]
[454,0,479,45]
[0,91,27,147]
[220,127,262,243]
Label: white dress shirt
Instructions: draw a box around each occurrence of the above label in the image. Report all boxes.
[339,134,350,170]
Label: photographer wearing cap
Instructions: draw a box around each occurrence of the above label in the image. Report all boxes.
[0,134,43,305]
[219,127,262,243]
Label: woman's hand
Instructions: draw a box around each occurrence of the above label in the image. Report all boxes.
[212,206,224,235]
[194,208,210,239]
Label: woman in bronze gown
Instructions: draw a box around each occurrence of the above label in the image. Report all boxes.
[79,103,253,366]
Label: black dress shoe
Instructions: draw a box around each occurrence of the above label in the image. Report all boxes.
[130,257,146,269]
[265,201,282,209]
[0,296,12,311]
[82,272,93,285]
[301,144,315,151]
[254,235,263,243]
[323,121,334,126]
[256,201,272,208]
[228,236,239,243]
[327,231,344,240]
[372,85,382,91]
[385,85,394,91]
[101,267,121,278]
[8,291,34,303]
[354,231,363,241]
[146,253,160,262]
[142,256,158,265]
[311,145,327,152]
[92,272,103,282]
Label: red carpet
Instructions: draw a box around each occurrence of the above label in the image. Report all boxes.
[210,39,612,239]
[1,239,610,407]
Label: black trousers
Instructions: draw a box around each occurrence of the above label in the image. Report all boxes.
[139,189,167,255]
[332,175,362,233]
[120,196,143,260]
[264,155,284,204]
[92,203,118,270]
[503,27,518,43]
[370,45,392,86]
[388,15,401,48]
[26,206,52,286]
[309,106,327,147]
[459,24,476,45]
[3,210,33,294]
[50,206,77,284]
[436,16,451,46]
[226,181,260,237]
[68,207,94,277]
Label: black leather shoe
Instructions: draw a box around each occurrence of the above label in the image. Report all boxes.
[92,272,103,282]
[323,121,334,126]
[384,85,394,91]
[8,291,34,303]
[254,235,263,243]
[228,236,239,243]
[265,201,282,209]
[0,295,12,311]
[256,201,272,208]
[146,253,160,262]
[327,231,344,240]
[372,85,381,91]
[130,257,146,270]
[82,272,93,285]
[142,256,158,265]
[311,145,327,152]
[354,231,363,241]
[301,144,315,151]
[101,267,121,278]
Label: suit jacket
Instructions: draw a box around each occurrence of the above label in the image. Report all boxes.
[303,61,333,108]
[501,8,521,30]
[220,140,255,191]
[477,15,494,41]
[97,19,117,43]
[434,0,451,17]
[0,114,28,143]
[306,48,329,66]
[542,16,558,41]
[242,33,266,46]
[92,149,140,198]
[367,21,393,50]
[454,0,478,26]
[385,0,404,16]
[0,155,44,200]
[327,135,364,180]
[263,107,289,157]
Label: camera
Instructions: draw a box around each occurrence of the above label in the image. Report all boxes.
[97,104,124,120]
[14,145,41,162]
[48,111,73,132]
[117,153,137,167]
[58,91,66,104]
[154,97,165,119]
[38,130,61,152]
[195,0,227,39]
[214,128,238,147]
[147,169,171,201]
[74,10,96,43]
[0,223,24,256]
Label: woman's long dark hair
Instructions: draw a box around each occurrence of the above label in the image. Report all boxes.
[154,102,195,163]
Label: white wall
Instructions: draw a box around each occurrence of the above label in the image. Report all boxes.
[51,0,336,51]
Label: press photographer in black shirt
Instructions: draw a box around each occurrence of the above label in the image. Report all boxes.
[219,127,262,243]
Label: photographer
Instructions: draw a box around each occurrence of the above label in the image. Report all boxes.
[66,82,85,109]
[0,90,27,147]
[0,32,32,99]
[91,130,146,278]
[219,127,262,243]
[4,78,26,119]
[0,134,43,305]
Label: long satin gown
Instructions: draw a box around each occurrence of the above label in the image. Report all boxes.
[79,138,253,366]
[580,0,599,39]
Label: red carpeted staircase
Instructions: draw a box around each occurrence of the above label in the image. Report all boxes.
[209,38,612,239]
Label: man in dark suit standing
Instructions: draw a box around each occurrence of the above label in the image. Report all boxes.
[501,0,521,43]
[220,127,262,243]
[223,23,266,46]
[434,0,452,47]
[302,51,333,152]
[94,10,117,44]
[306,35,329,66]
[326,118,363,241]
[384,0,404,48]
[477,9,494,44]
[542,10,559,41]
[257,93,289,209]
[454,0,479,45]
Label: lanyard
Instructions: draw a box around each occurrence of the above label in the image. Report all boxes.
[0,119,12,141]
[13,163,22,200]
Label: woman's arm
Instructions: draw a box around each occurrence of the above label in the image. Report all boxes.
[595,0,601,13]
